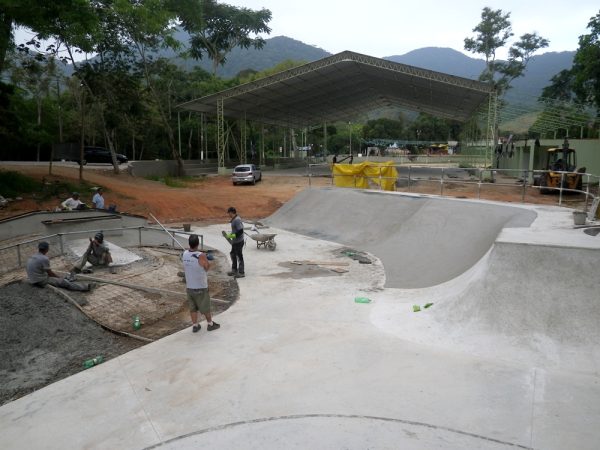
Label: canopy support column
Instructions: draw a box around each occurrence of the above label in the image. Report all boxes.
[241,113,247,164]
[217,97,227,174]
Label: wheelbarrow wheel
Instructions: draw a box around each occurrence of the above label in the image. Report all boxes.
[267,241,276,251]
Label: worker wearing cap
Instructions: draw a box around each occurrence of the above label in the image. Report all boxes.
[27,241,93,291]
[226,207,245,278]
[72,232,113,273]
[61,192,85,210]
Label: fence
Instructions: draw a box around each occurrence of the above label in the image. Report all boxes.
[0,225,203,276]
[308,163,600,212]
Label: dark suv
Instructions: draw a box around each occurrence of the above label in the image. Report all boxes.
[84,147,128,164]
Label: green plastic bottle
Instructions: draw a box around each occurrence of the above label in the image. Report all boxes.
[133,315,141,330]
[83,356,104,369]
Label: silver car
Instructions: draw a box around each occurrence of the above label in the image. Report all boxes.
[232,164,262,185]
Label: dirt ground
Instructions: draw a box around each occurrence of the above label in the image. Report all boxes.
[0,164,593,406]
[0,165,331,223]
[0,165,592,223]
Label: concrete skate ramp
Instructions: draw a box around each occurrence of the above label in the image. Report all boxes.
[378,242,600,370]
[441,243,600,345]
[266,188,536,288]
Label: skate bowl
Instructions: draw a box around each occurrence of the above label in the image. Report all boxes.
[266,188,537,288]
[267,187,600,372]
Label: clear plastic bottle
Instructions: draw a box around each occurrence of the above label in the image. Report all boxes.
[83,356,104,369]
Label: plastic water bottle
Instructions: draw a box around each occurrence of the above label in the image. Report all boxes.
[83,356,104,369]
[133,315,141,330]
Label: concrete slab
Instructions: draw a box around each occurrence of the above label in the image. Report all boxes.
[1,188,599,449]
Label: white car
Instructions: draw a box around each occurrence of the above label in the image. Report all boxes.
[232,164,262,185]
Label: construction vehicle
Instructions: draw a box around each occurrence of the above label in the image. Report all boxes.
[536,138,586,194]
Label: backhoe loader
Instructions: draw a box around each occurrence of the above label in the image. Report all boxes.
[536,139,586,194]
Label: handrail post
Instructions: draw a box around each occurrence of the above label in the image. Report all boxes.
[521,170,527,203]
[559,172,565,205]
[585,173,590,212]
[478,168,482,199]
[440,167,445,197]
[408,165,412,192]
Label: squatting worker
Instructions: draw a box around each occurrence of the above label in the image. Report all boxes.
[72,232,113,273]
[61,192,85,210]
[27,241,93,291]
[182,234,220,333]
[226,206,245,278]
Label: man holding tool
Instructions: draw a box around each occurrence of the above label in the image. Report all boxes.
[182,234,220,333]
[223,207,245,278]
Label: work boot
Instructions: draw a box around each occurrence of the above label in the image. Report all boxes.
[234,272,245,278]
[192,324,201,333]
[207,322,220,331]
[227,270,237,276]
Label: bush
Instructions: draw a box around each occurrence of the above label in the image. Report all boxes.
[0,170,41,197]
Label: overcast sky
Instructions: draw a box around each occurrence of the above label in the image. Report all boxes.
[12,2,598,61]
[224,1,599,59]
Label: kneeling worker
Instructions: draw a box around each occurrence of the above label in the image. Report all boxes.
[72,232,113,273]
[182,234,220,333]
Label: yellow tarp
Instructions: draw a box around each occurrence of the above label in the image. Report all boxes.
[332,161,398,191]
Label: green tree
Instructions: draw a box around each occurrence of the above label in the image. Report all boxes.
[185,0,272,75]
[464,7,549,95]
[10,52,60,162]
[362,118,405,140]
[572,11,600,109]
[0,0,94,73]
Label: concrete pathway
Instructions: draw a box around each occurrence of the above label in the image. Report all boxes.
[1,189,599,449]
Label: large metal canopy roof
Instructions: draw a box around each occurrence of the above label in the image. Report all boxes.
[177,51,495,128]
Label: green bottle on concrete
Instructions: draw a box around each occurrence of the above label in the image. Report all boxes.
[83,356,104,369]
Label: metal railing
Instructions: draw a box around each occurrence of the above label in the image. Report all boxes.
[308,163,599,211]
[0,225,203,276]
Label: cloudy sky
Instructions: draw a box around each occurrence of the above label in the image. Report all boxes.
[224,0,599,58]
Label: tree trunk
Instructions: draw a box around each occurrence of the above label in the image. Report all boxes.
[0,15,13,74]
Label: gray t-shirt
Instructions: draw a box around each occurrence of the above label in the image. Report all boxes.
[230,215,244,244]
[26,252,50,284]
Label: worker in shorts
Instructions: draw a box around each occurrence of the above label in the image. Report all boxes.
[181,234,220,333]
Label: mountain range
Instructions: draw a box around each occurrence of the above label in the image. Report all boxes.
[176,35,574,108]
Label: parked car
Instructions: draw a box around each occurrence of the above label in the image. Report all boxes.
[84,146,128,164]
[232,164,262,185]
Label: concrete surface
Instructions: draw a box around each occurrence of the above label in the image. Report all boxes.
[1,188,599,450]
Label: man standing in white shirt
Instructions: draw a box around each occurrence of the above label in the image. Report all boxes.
[92,188,105,209]
[181,234,220,333]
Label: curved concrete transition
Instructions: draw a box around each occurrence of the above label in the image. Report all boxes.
[266,188,536,288]
[1,188,599,450]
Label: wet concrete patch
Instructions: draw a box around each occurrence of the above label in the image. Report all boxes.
[272,262,340,279]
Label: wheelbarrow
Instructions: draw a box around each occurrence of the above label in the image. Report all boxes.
[248,232,277,250]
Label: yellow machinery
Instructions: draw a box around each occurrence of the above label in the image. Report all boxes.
[537,139,586,194]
